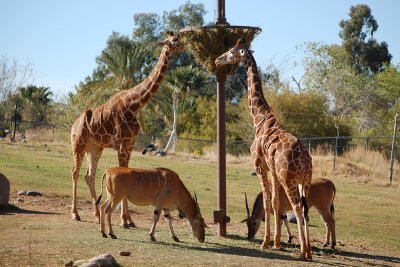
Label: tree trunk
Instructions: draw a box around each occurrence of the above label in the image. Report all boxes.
[163,92,178,153]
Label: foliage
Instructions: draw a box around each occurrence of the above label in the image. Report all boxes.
[339,4,392,74]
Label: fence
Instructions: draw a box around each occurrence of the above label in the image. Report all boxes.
[134,133,399,158]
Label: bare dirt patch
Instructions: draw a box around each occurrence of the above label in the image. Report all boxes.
[1,192,399,267]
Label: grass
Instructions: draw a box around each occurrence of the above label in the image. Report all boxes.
[0,140,399,266]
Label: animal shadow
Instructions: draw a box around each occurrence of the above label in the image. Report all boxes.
[0,204,62,215]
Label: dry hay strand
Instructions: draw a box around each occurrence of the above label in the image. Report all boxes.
[180,26,261,75]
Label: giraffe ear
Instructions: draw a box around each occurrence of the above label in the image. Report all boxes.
[156,40,167,46]
[249,50,254,54]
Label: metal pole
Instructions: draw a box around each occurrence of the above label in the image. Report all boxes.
[216,73,227,237]
[215,0,227,25]
[389,114,399,183]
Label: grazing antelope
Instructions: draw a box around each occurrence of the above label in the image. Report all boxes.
[96,167,207,243]
[245,178,336,248]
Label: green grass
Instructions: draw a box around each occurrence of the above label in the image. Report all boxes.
[1,141,399,266]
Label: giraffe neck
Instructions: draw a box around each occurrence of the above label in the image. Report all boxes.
[135,45,172,108]
[243,52,277,128]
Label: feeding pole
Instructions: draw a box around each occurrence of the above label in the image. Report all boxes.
[180,0,261,237]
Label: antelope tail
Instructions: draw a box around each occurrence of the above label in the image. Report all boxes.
[95,172,107,206]
[330,182,336,217]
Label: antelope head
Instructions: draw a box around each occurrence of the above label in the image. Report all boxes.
[189,192,207,243]
[245,192,263,240]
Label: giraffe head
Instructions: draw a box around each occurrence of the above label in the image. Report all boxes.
[156,31,185,53]
[215,38,253,67]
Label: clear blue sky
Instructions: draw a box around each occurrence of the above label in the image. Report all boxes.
[1,0,399,99]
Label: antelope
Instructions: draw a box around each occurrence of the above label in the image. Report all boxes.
[245,178,336,249]
[96,167,207,243]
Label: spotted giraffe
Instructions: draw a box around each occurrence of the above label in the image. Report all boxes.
[70,31,184,225]
[215,39,313,260]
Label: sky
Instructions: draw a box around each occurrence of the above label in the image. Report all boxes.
[1,0,399,99]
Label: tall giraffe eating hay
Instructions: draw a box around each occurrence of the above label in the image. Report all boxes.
[215,39,313,260]
[70,31,184,225]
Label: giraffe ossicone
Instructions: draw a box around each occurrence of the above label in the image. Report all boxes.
[215,38,313,260]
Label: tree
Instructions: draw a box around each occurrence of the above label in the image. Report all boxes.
[162,65,208,152]
[17,85,53,128]
[339,4,392,74]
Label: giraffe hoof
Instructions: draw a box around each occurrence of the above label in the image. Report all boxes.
[150,235,157,242]
[128,223,136,228]
[261,242,269,250]
[173,236,180,242]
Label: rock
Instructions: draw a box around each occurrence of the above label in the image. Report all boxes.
[118,251,131,256]
[80,253,119,267]
[64,259,74,266]
[0,173,10,206]
[25,191,42,197]
[287,212,297,224]
[73,259,87,266]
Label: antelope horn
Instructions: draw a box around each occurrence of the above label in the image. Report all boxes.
[245,192,250,219]
[194,191,198,203]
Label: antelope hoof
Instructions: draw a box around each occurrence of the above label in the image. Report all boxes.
[150,235,157,242]
[273,243,281,250]
[128,222,136,228]
[306,251,312,260]
[323,242,328,247]
[110,234,117,239]
[331,242,336,249]
[72,214,81,221]
[173,236,180,242]
[288,236,294,243]
[101,232,107,238]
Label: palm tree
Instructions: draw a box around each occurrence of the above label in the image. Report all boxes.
[18,85,53,127]
[162,66,208,153]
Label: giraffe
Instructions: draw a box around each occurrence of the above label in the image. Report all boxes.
[70,31,184,225]
[215,39,313,260]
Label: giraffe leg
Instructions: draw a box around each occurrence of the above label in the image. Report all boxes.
[85,144,103,223]
[271,175,282,249]
[284,185,308,260]
[255,159,271,250]
[301,183,312,259]
[118,142,136,227]
[71,146,85,221]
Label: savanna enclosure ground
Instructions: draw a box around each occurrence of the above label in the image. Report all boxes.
[1,137,400,266]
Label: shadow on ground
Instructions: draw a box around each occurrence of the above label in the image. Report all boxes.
[0,204,62,216]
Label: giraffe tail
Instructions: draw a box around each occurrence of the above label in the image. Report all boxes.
[95,172,107,206]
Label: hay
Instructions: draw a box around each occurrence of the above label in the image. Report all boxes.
[180,26,261,75]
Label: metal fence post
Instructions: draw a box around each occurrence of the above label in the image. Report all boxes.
[389,114,399,183]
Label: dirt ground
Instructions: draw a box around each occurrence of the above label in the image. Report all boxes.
[1,192,399,267]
